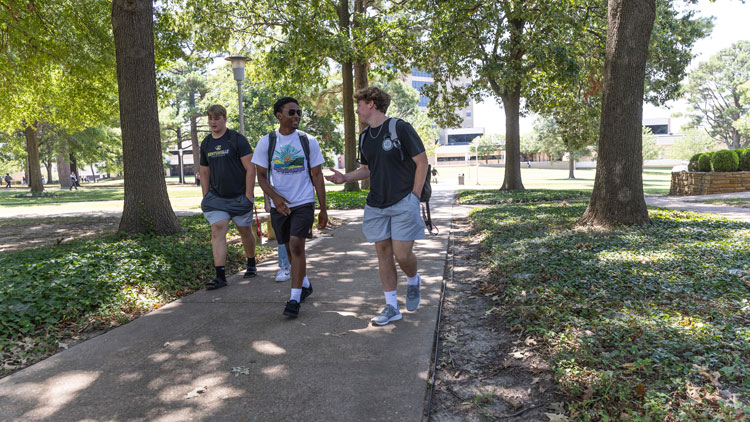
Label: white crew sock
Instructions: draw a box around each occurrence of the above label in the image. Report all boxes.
[290,288,302,302]
[384,290,398,310]
[302,275,310,288]
[407,273,421,286]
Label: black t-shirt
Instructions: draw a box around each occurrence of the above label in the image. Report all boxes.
[199,130,253,198]
[360,118,426,208]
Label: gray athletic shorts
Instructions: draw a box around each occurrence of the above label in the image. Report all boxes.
[362,192,425,243]
[202,192,254,227]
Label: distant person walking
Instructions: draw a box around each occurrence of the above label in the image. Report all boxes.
[326,86,427,326]
[431,167,438,184]
[199,104,258,290]
[69,172,78,190]
[4,173,11,188]
[253,97,328,318]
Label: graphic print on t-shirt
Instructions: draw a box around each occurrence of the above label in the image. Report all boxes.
[273,144,305,175]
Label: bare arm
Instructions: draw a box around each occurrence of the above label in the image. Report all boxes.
[200,165,210,196]
[324,165,370,184]
[241,154,255,200]
[310,165,328,229]
[411,152,428,196]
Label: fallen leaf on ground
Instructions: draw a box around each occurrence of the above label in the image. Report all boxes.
[186,386,207,399]
[545,412,569,422]
[231,366,251,376]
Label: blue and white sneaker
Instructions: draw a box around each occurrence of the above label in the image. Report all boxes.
[406,275,421,311]
[371,305,402,326]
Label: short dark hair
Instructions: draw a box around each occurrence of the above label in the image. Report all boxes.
[273,97,299,115]
[354,87,390,113]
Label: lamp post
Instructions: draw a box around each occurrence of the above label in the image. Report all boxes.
[225,55,249,136]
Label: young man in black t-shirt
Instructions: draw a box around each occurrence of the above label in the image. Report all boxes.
[199,104,257,290]
[326,87,428,326]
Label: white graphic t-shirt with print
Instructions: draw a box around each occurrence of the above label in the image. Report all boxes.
[252,130,325,209]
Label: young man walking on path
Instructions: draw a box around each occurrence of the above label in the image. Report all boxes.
[253,97,328,318]
[326,87,428,326]
[199,104,258,290]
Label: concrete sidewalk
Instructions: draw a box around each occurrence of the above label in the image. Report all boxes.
[646,191,750,222]
[0,190,462,422]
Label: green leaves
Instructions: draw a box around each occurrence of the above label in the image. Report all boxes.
[466,192,750,419]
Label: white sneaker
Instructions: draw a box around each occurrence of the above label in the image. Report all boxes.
[275,268,291,282]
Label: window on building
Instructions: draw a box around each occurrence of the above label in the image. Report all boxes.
[447,134,482,145]
[411,67,433,78]
[466,112,472,117]
[645,124,668,135]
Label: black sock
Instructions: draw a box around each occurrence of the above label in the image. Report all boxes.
[247,257,256,267]
[215,266,226,280]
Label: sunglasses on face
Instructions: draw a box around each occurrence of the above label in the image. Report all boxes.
[286,109,302,116]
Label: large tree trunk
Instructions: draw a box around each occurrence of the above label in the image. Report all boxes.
[113,0,180,234]
[337,0,358,191]
[568,153,575,179]
[24,124,44,193]
[354,59,370,190]
[189,91,201,180]
[56,151,72,189]
[500,89,524,190]
[579,0,654,226]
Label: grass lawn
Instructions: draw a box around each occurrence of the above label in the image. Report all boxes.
[460,190,750,420]
[434,165,673,194]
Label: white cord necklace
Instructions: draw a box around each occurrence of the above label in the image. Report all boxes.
[369,118,388,138]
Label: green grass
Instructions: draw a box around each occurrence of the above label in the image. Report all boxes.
[0,189,124,206]
[0,215,271,375]
[464,191,750,421]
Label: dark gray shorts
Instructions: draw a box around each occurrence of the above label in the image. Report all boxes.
[201,192,254,226]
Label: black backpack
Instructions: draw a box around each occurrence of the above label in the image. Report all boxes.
[266,130,313,185]
[358,118,437,235]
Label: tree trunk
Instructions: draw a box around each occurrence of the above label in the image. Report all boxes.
[568,153,576,179]
[44,161,53,185]
[579,0,654,227]
[354,59,370,190]
[24,124,44,193]
[189,91,201,180]
[56,151,72,189]
[500,90,524,190]
[90,164,98,182]
[113,0,180,234]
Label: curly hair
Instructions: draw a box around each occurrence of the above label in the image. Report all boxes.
[354,87,391,113]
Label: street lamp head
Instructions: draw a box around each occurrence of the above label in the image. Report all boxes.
[225,55,249,81]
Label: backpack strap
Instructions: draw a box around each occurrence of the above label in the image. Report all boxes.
[388,118,404,161]
[297,131,314,185]
[266,131,277,181]
[227,130,241,160]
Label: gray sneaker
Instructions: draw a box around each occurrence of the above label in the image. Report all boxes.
[371,305,402,326]
[406,276,421,311]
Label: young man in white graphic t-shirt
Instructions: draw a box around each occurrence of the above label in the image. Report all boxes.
[253,97,328,318]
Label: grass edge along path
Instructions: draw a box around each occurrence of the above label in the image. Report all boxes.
[461,190,749,421]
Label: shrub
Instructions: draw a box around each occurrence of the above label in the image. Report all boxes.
[739,149,750,171]
[710,149,739,172]
[697,152,712,172]
[688,153,702,171]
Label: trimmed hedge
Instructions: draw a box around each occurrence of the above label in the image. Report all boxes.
[688,153,702,172]
[697,152,713,172]
[739,149,750,171]
[711,149,739,172]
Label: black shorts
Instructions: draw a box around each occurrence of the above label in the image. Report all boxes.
[271,203,315,244]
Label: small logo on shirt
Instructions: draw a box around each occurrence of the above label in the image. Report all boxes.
[382,138,393,151]
[215,145,222,151]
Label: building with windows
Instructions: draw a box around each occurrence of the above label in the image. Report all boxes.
[406,68,487,164]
